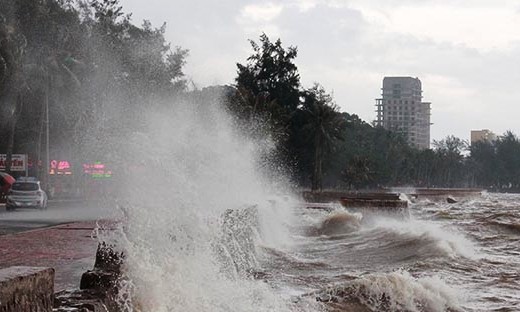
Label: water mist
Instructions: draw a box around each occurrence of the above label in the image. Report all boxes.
[104,93,298,311]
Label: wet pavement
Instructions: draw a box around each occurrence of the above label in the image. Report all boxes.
[0,221,98,290]
[0,201,116,290]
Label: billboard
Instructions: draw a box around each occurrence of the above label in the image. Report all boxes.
[0,154,27,172]
[50,160,72,175]
[83,162,112,178]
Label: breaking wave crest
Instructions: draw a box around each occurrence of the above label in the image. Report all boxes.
[315,270,461,312]
[304,211,364,236]
[370,219,479,260]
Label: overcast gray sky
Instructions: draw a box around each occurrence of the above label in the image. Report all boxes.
[122,0,520,142]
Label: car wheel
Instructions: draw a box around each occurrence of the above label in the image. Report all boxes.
[6,205,14,211]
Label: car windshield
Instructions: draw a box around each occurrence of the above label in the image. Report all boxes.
[12,182,39,191]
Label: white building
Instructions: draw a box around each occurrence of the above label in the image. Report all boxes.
[374,77,431,149]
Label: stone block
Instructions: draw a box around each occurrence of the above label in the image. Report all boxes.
[0,266,54,312]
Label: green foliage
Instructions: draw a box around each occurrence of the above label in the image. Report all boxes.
[0,0,188,176]
[478,131,520,190]
[231,34,345,188]
[235,33,300,143]
[1,5,517,192]
[236,33,300,113]
[299,84,345,190]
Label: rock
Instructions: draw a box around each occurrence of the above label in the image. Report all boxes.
[94,242,124,273]
[447,196,457,203]
[80,243,122,292]
[55,243,124,312]
[54,289,109,312]
[80,270,118,291]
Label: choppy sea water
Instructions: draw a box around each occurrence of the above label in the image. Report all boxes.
[251,193,520,312]
[113,192,520,312]
[106,102,519,311]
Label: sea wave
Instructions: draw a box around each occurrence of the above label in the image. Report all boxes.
[368,218,479,260]
[313,270,462,312]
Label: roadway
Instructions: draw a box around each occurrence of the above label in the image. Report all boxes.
[0,200,118,290]
[0,200,117,235]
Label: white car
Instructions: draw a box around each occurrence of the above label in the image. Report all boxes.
[6,178,48,211]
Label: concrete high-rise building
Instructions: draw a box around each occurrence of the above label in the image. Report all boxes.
[374,77,431,149]
[470,129,496,145]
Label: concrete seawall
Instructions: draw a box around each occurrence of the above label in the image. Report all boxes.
[0,266,54,312]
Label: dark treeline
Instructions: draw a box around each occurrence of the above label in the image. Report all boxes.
[223,34,520,191]
[0,0,187,179]
[0,0,517,192]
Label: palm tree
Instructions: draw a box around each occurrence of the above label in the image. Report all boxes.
[0,18,27,174]
[300,84,345,191]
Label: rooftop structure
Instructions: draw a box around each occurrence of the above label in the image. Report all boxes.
[374,77,432,149]
[470,129,496,145]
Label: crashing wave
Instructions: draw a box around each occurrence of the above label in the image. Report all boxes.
[313,270,461,312]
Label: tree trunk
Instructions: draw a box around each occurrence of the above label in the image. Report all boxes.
[41,78,51,191]
[311,133,323,191]
[36,94,45,179]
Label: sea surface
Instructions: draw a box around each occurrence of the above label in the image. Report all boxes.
[248,192,520,312]
[116,191,520,311]
[110,102,519,311]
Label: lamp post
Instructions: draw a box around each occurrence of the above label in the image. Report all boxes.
[41,77,50,191]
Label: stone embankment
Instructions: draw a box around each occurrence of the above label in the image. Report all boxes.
[302,190,409,218]
[303,188,483,209]
[0,245,122,312]
[391,187,483,202]
[303,190,407,206]
[0,221,121,312]
[0,266,54,312]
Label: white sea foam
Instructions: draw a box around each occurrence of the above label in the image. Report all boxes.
[372,218,479,259]
[332,270,462,312]
[106,97,297,311]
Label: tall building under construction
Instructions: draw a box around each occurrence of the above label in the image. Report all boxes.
[374,77,431,149]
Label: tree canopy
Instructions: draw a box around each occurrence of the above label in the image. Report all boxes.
[231,35,346,190]
[0,0,188,177]
[1,3,517,193]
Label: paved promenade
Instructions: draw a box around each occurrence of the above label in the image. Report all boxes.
[0,221,101,290]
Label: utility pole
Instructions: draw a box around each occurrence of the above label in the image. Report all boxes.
[42,78,50,191]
